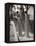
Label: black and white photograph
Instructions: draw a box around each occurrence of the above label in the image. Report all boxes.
[5,3,35,43]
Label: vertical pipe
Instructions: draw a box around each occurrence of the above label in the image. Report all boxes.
[25,13,28,37]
